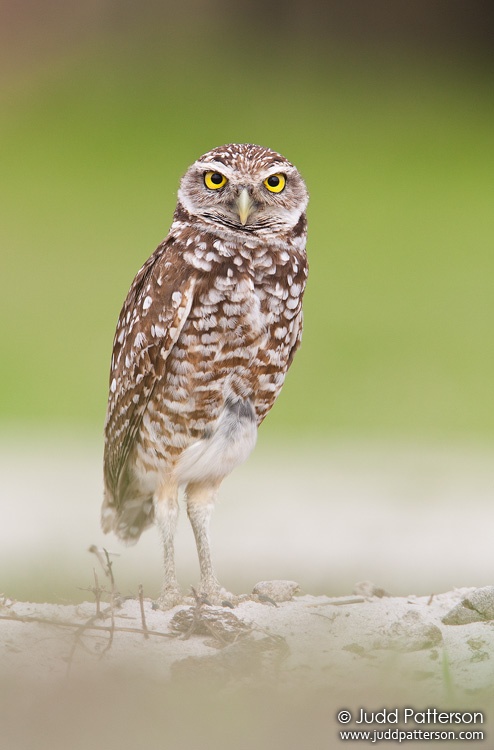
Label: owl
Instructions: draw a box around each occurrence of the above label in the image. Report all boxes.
[102,143,308,608]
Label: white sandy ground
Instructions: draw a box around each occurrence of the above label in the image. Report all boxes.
[1,587,493,693]
[0,587,493,749]
[1,433,494,749]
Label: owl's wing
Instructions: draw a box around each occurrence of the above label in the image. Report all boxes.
[286,308,304,368]
[103,240,196,500]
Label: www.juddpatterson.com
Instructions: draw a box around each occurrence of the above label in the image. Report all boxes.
[336,709,484,743]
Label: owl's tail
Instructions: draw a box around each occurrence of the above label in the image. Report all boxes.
[101,470,155,545]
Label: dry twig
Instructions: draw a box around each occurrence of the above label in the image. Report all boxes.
[0,612,173,640]
[138,584,149,639]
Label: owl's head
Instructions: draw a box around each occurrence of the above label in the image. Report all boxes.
[177,143,308,238]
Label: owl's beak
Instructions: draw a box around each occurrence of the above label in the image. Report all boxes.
[236,188,253,226]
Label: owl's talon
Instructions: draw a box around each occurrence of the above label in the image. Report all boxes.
[194,585,240,608]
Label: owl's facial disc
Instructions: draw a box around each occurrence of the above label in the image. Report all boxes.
[177,151,307,236]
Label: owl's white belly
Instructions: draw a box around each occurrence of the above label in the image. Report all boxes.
[175,393,258,485]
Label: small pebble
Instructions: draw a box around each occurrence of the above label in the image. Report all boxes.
[375,611,443,652]
[252,580,300,603]
[464,586,494,619]
[442,586,494,625]
[353,581,390,598]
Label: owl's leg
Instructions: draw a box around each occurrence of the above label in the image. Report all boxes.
[186,480,235,605]
[154,483,182,609]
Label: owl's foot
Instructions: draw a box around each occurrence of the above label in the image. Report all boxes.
[156,586,183,610]
[193,584,246,608]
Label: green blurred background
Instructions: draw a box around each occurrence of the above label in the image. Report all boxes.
[3,10,494,736]
[1,0,493,440]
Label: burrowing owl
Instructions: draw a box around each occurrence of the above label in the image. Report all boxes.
[102,143,308,608]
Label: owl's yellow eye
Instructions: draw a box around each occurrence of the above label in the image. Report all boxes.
[263,173,286,193]
[204,171,228,190]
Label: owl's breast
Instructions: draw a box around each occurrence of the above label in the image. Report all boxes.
[191,271,265,342]
[160,264,288,425]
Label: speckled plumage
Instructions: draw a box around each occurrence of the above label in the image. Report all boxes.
[102,143,308,607]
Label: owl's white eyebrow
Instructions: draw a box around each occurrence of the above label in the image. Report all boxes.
[195,160,230,174]
[264,165,289,176]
